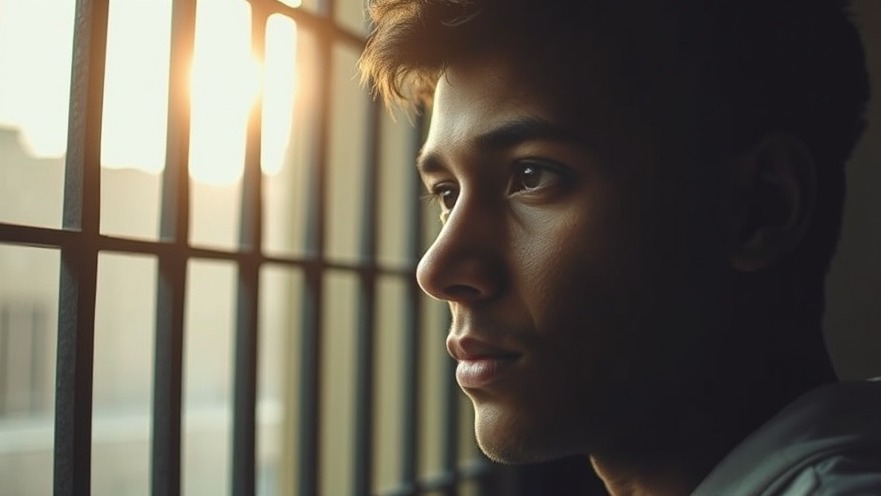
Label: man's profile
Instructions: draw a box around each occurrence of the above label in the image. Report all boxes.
[359,0,880,494]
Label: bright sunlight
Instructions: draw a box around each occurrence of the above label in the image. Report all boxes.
[0,0,298,185]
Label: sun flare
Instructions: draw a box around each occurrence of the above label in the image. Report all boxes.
[0,0,298,185]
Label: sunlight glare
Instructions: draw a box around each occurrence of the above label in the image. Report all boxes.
[262,15,298,176]
[0,0,299,186]
[188,0,260,186]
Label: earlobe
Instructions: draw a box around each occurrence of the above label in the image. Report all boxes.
[730,134,816,272]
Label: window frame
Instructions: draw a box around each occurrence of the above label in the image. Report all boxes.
[0,0,494,494]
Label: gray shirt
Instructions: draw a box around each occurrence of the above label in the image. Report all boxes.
[693,378,881,495]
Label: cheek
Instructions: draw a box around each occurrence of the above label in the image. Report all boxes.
[516,217,647,343]
[520,207,645,295]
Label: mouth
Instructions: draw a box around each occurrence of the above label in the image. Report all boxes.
[448,336,521,389]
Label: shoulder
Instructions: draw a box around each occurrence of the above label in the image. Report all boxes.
[693,379,881,496]
[776,449,881,495]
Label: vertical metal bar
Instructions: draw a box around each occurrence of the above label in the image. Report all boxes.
[296,268,322,496]
[401,113,428,495]
[55,250,98,496]
[152,1,196,494]
[30,306,41,413]
[54,0,109,494]
[231,5,267,496]
[152,257,187,496]
[232,265,260,496]
[319,0,335,19]
[297,29,334,496]
[441,310,460,496]
[353,98,383,496]
[61,0,108,235]
[156,0,196,246]
[0,306,8,415]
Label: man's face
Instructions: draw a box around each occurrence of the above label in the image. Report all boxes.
[416,51,730,462]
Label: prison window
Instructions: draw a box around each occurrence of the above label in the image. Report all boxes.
[0,0,495,494]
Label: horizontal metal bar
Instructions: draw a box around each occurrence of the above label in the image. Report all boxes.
[0,228,416,275]
[0,224,82,249]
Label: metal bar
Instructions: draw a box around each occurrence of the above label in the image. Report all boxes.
[296,266,323,496]
[55,248,99,496]
[297,27,334,496]
[30,305,41,413]
[60,0,108,234]
[352,97,383,496]
[152,255,187,496]
[54,0,109,494]
[152,0,196,494]
[231,5,268,495]
[157,0,196,246]
[0,306,8,415]
[0,224,416,277]
[400,113,428,494]
[0,224,80,249]
[319,0,335,20]
[441,310,460,496]
[232,260,260,496]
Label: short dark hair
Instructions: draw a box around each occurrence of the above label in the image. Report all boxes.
[360,0,869,303]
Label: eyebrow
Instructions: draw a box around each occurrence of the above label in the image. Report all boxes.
[415,117,587,175]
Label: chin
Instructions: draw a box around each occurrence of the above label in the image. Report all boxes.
[473,403,584,465]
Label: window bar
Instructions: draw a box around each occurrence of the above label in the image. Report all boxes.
[401,113,429,495]
[31,306,47,414]
[231,5,269,495]
[54,1,109,495]
[297,26,334,496]
[441,310,460,496]
[152,0,197,494]
[353,97,383,495]
[0,306,8,415]
[318,0,335,21]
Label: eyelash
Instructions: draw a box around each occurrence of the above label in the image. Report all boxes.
[421,183,459,210]
[421,160,569,213]
[508,160,567,195]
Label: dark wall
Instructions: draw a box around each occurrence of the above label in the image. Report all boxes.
[825,0,881,380]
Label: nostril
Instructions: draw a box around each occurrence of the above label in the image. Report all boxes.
[444,284,483,300]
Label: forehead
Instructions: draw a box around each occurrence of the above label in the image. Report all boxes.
[421,51,655,168]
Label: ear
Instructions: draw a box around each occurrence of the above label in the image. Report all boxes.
[729,134,816,272]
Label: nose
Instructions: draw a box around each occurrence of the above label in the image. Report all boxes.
[416,199,506,303]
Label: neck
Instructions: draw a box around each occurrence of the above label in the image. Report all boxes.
[587,411,741,496]
[588,318,836,496]
[590,454,705,496]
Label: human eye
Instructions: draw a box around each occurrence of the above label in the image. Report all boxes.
[508,160,568,196]
[422,181,459,221]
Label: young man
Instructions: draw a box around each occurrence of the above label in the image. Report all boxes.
[360,0,880,494]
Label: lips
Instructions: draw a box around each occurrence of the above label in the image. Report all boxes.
[448,336,520,389]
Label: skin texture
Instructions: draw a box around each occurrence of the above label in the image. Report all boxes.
[416,47,733,464]
[417,39,834,495]
[414,45,833,494]
[396,0,854,489]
